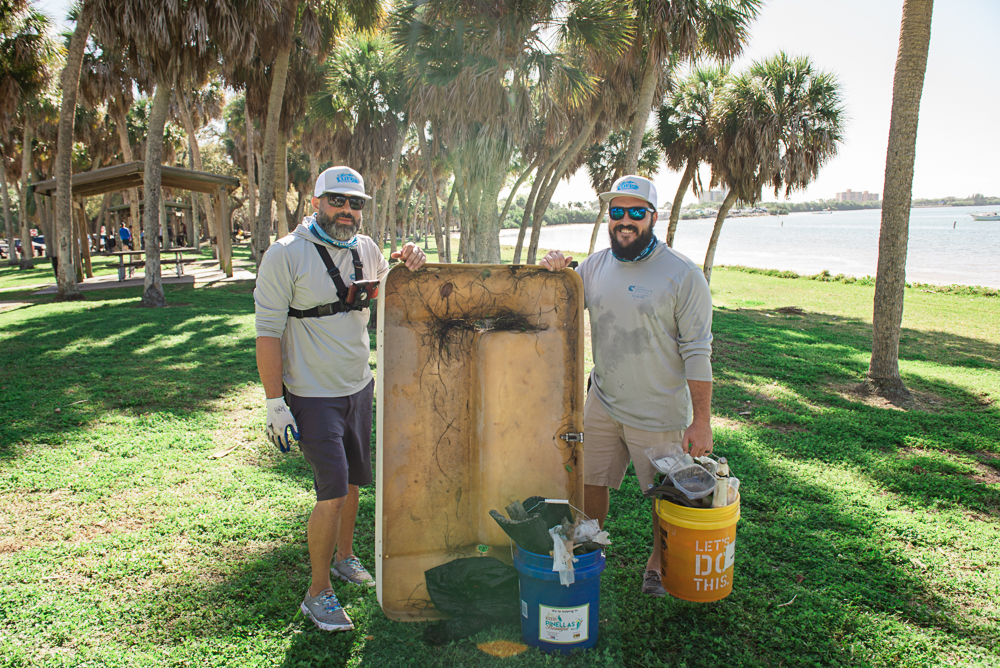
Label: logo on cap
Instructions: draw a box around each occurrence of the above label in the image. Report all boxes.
[335,173,361,184]
[619,180,640,191]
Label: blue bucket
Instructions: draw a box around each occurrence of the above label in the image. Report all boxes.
[513,545,606,654]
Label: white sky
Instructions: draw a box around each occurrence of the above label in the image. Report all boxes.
[553,0,1000,205]
[38,0,1000,205]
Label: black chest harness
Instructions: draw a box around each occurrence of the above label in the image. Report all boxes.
[288,243,379,318]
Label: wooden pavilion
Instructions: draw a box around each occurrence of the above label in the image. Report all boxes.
[33,161,241,277]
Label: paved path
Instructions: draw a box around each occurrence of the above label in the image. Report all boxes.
[32,260,256,295]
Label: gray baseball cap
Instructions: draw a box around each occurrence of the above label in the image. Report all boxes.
[314,166,372,200]
[599,175,657,210]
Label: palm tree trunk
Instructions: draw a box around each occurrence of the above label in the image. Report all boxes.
[76,200,93,277]
[95,192,111,246]
[703,190,737,285]
[386,130,405,255]
[473,169,503,263]
[416,124,446,262]
[1,154,14,266]
[73,202,83,282]
[255,24,295,266]
[140,82,172,307]
[309,153,318,187]
[515,137,573,263]
[623,56,661,174]
[588,201,608,255]
[514,155,559,263]
[443,180,455,263]
[667,159,696,247]
[18,118,34,269]
[114,113,141,236]
[53,1,93,300]
[498,157,539,229]
[244,110,256,256]
[528,111,600,263]
[178,90,217,252]
[399,178,415,243]
[867,0,933,399]
[275,133,290,238]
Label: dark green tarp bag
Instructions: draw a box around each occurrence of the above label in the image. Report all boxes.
[423,556,520,645]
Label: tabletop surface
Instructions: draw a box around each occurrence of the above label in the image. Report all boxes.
[108,247,199,256]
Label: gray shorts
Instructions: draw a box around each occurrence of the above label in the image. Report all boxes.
[287,380,374,501]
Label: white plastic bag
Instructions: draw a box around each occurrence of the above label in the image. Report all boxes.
[549,526,578,586]
[573,518,610,546]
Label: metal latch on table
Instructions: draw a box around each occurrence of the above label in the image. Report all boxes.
[561,432,584,443]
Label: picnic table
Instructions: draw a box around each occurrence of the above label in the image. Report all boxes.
[109,247,200,281]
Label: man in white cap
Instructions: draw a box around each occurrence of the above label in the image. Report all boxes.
[254,166,426,631]
[540,175,714,598]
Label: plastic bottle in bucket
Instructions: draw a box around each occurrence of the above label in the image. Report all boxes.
[513,545,606,654]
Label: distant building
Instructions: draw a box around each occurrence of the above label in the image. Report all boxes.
[699,188,728,204]
[835,189,880,202]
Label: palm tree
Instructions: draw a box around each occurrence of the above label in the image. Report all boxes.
[704,52,844,284]
[52,1,96,299]
[656,64,727,247]
[620,0,761,175]
[583,129,660,254]
[78,31,147,241]
[318,32,408,250]
[0,4,59,269]
[172,82,224,249]
[865,0,934,400]
[91,0,272,306]
[392,0,633,262]
[241,0,380,266]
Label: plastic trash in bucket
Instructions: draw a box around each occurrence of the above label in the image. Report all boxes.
[668,465,716,499]
[513,545,606,654]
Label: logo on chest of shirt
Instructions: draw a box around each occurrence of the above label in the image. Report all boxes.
[628,285,652,299]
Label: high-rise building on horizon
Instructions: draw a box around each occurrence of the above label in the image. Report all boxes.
[836,189,880,202]
[699,187,729,204]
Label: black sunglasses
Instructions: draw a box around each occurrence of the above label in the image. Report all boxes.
[324,194,366,210]
[609,206,651,222]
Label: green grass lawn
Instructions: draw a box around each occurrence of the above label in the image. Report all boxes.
[1,252,997,667]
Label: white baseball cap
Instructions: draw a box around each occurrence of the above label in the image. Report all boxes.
[314,166,372,199]
[599,175,657,210]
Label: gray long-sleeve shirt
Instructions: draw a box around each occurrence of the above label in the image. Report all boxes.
[254,222,389,398]
[577,243,713,431]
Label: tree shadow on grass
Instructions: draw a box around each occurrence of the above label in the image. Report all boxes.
[0,283,261,458]
[709,308,1000,516]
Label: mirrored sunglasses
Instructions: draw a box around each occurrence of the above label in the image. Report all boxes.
[325,194,366,210]
[609,206,650,222]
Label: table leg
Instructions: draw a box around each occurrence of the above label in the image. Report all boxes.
[118,261,125,282]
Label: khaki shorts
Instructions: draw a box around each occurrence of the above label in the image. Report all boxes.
[583,391,685,492]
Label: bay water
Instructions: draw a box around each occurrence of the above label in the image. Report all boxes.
[498,205,999,288]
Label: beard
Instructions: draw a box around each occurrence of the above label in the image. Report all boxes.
[316,210,360,241]
[609,222,656,261]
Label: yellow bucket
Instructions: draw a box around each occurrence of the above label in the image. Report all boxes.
[656,494,740,602]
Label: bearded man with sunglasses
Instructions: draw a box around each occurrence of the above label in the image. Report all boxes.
[540,175,714,598]
[254,166,425,631]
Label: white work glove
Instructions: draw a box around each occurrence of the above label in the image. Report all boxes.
[265,397,299,453]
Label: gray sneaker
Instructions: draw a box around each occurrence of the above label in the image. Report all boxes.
[301,588,354,632]
[642,570,666,598]
[333,555,375,587]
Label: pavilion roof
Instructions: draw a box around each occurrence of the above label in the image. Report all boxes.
[33,162,240,198]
